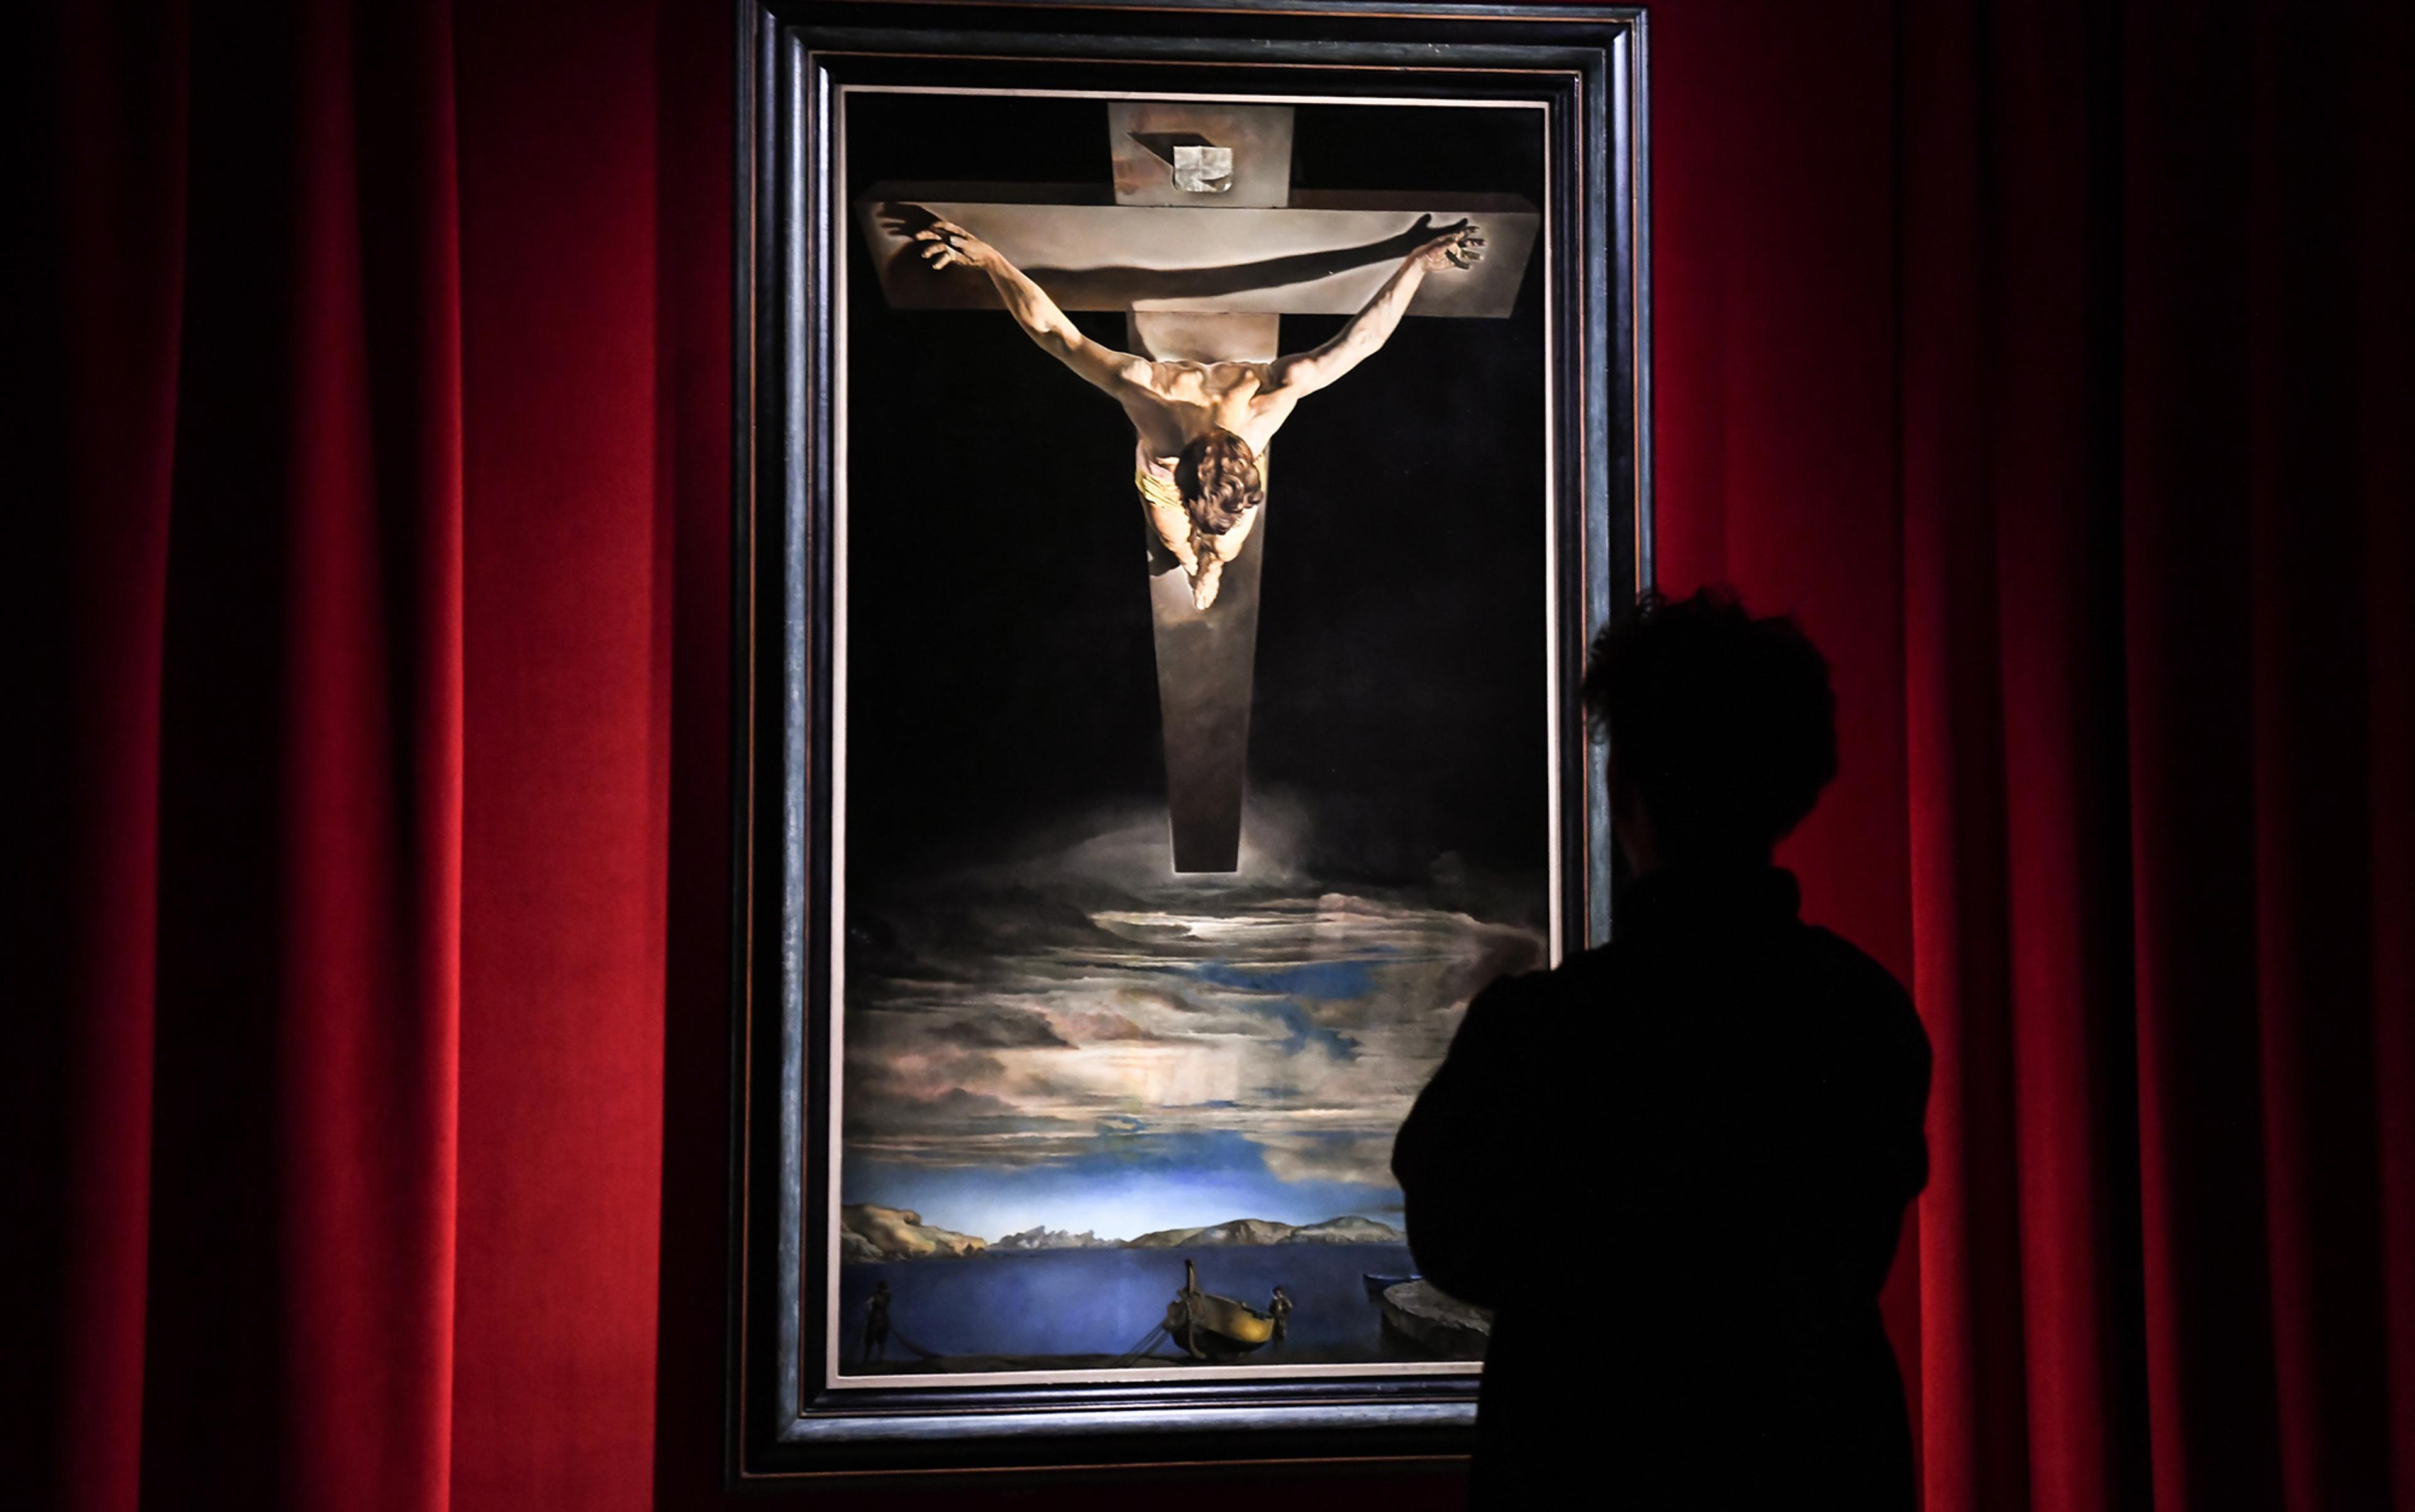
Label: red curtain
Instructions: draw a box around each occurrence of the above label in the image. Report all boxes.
[13,2,464,1510]
[1885,3,2415,1508]
[9,1,2410,1509]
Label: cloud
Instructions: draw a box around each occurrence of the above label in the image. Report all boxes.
[845,1086,1027,1136]
[931,1009,1073,1050]
[1058,1009,1162,1043]
[837,810,1548,1188]
[1251,1131,1402,1187]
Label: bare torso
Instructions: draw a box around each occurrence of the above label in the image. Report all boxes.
[904,208,1485,608]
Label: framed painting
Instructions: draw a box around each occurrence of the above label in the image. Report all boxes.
[731,0,1649,1481]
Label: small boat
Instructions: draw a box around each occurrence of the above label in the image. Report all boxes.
[1164,1258,1277,1361]
[1165,1291,1275,1360]
[1363,1272,1421,1299]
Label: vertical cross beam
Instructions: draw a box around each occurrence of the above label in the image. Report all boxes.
[1111,103,1294,872]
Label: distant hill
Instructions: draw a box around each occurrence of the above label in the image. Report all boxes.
[1285,1215,1405,1244]
[1127,1215,1403,1248]
[991,1225,1116,1252]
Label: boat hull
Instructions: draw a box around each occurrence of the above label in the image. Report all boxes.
[1166,1292,1275,1361]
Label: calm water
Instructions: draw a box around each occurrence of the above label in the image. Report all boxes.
[837,1242,1467,1370]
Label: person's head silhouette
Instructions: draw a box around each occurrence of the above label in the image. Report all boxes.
[1581,588,1837,875]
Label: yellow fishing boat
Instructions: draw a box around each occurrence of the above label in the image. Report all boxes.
[1163,1259,1277,1361]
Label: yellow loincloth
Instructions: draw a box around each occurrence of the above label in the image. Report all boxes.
[1134,469,1184,514]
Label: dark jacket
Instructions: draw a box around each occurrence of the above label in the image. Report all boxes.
[1392,867,1930,1509]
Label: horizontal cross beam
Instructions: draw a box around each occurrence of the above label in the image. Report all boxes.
[857,186,1540,318]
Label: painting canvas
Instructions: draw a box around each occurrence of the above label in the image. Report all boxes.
[735,0,1642,1475]
[833,85,1557,1385]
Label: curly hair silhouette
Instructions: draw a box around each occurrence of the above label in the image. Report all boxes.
[1582,587,1839,864]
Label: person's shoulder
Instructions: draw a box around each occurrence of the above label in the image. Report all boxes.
[1797,925,1905,993]
[1470,945,1624,1015]
[1798,926,1929,1053]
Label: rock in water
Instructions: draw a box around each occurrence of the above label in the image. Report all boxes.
[1380,1281,1492,1357]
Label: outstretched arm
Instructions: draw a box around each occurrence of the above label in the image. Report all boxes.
[1265,218,1485,399]
[913,216,1150,397]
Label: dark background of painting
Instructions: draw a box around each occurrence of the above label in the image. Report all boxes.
[842,92,1552,889]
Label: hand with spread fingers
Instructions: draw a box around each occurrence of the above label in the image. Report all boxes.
[912,216,996,273]
[1413,218,1486,273]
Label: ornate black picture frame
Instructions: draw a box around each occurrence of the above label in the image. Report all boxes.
[731,0,1647,1482]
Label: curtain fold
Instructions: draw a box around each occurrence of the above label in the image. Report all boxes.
[448,0,674,1505]
[1892,3,2415,1509]
[143,0,464,1500]
[8,4,187,1509]
[11,3,462,1510]
[1897,3,2149,1509]
[10,1,2411,1509]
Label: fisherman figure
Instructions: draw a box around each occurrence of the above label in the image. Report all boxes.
[1173,1259,1202,1357]
[1269,1285,1293,1343]
[863,1279,892,1363]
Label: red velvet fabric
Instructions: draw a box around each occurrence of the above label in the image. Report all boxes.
[1887,6,2415,1509]
[14,4,465,1511]
[9,2,2411,1509]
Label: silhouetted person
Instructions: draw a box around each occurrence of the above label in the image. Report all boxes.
[1394,589,1931,1509]
[1269,1286,1293,1342]
[862,1280,892,1363]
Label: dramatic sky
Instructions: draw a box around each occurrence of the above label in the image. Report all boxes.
[834,94,1558,1243]
[839,801,1548,1240]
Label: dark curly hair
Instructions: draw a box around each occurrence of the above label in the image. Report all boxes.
[1580,587,1838,864]
[1174,428,1264,572]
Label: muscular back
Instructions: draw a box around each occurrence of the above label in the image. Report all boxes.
[1121,362,1289,579]
[1118,359,1296,467]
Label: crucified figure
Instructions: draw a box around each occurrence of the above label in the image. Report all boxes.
[912,212,1487,609]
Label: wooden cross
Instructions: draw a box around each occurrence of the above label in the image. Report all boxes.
[855,103,1539,872]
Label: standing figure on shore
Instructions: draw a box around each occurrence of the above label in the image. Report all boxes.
[862,1279,892,1363]
[910,211,1486,609]
[1269,1285,1293,1343]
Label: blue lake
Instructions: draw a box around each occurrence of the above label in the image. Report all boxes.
[837,1242,1470,1370]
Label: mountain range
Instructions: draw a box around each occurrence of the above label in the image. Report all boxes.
[840,1206,1404,1261]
